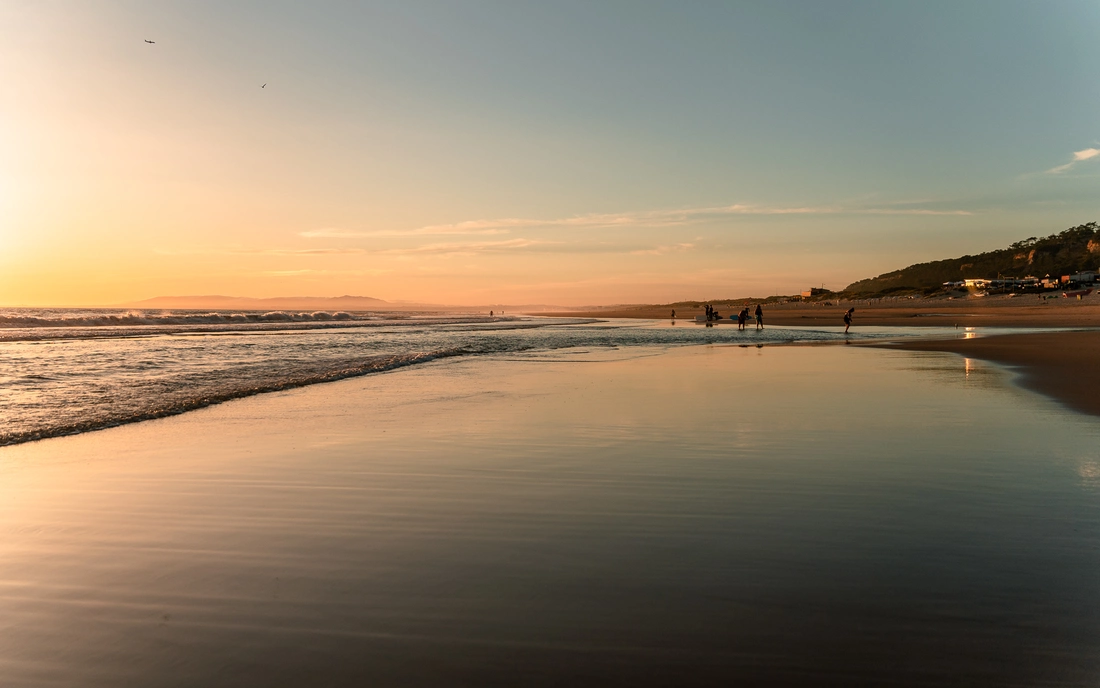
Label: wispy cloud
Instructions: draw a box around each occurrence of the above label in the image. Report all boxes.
[299,229,375,239]
[380,238,555,257]
[409,205,832,234]
[162,197,975,262]
[1045,147,1100,174]
[301,201,974,241]
[237,247,367,255]
[152,246,368,256]
[863,208,973,216]
[259,268,390,277]
[378,239,709,257]
[301,226,510,238]
[630,243,696,256]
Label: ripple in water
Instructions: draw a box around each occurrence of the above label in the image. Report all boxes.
[0,310,862,446]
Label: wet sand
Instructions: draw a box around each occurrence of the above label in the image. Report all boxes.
[541,292,1100,328]
[543,298,1100,421]
[874,330,1100,419]
[4,345,1100,686]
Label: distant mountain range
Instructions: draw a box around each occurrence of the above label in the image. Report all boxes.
[126,224,1100,310]
[845,222,1100,294]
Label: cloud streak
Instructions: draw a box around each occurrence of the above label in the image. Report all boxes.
[246,247,367,255]
[630,243,696,256]
[377,239,707,258]
[380,238,554,256]
[1045,147,1100,174]
[301,201,975,241]
[301,226,510,239]
[259,268,390,277]
[158,240,708,260]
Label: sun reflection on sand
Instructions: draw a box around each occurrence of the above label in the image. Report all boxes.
[1077,460,1100,484]
[2,345,1100,685]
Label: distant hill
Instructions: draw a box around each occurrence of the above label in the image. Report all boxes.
[845,222,1100,294]
[125,295,394,310]
[122,295,571,313]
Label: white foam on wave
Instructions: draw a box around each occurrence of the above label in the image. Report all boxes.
[0,348,465,447]
[0,310,365,328]
[0,309,542,342]
[0,316,844,448]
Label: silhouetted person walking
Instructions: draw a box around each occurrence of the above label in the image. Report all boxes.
[754,304,763,330]
[843,307,854,334]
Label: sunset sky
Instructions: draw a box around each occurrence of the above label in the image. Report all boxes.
[2,1,1098,306]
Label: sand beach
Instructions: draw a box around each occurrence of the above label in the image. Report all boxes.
[9,2,1100,684]
[873,330,1100,419]
[4,341,1100,686]
[544,296,1100,421]
[543,292,1100,328]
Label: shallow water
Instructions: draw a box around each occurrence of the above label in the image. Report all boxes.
[2,344,1099,686]
[0,310,894,446]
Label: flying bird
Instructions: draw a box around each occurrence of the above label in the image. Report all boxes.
[144,39,155,44]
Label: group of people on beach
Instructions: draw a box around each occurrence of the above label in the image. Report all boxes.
[674,303,855,334]
[696,303,763,330]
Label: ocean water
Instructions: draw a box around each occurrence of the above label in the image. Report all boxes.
[0,308,875,446]
[2,344,1100,686]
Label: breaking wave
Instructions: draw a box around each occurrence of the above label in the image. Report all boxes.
[0,309,517,342]
[0,349,464,447]
[0,310,867,448]
[0,310,364,327]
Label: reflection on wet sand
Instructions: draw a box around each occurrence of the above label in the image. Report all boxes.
[2,345,1100,687]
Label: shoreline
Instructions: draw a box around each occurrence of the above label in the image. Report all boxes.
[539,294,1100,328]
[868,330,1100,419]
[6,343,1098,684]
[4,322,1096,451]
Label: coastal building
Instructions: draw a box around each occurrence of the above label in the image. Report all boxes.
[956,276,1046,292]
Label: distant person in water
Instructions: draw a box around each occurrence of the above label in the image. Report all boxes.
[737,308,747,330]
[671,309,675,319]
[754,304,763,330]
[490,310,493,317]
[843,307,854,334]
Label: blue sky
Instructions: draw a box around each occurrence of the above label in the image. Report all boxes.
[2,1,1098,304]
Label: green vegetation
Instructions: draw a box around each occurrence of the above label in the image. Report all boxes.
[844,222,1100,294]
